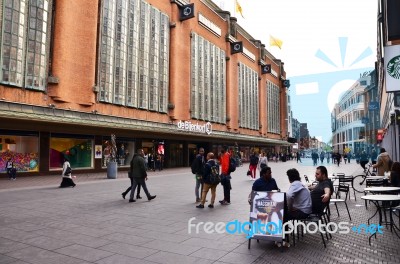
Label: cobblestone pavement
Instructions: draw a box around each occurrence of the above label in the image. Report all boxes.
[0,159,399,264]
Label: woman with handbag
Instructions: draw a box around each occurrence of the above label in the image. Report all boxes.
[60,157,76,188]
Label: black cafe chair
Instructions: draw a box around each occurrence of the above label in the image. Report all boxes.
[329,184,352,220]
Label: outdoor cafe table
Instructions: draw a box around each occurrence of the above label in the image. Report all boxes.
[366,176,385,180]
[361,194,400,244]
[363,187,400,193]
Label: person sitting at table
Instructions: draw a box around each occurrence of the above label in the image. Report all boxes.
[390,161,400,187]
[252,166,279,192]
[286,168,312,220]
[308,166,334,215]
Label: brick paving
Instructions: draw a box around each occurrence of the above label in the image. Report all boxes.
[0,159,399,264]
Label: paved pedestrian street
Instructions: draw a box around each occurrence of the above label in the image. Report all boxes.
[0,160,399,264]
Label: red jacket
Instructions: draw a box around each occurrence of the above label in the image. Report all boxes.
[220,152,230,175]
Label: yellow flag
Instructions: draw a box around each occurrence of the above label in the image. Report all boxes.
[270,35,283,49]
[235,0,244,18]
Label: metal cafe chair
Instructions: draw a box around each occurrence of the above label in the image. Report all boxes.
[364,179,385,208]
[295,204,332,248]
[333,173,356,200]
[329,184,352,220]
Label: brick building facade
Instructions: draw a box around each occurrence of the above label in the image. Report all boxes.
[0,0,289,175]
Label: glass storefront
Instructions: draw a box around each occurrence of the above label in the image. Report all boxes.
[0,131,39,172]
[50,134,93,170]
[102,137,135,167]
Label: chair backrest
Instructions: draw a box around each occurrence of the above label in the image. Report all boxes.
[339,176,353,184]
[336,184,349,199]
[366,179,384,187]
[335,173,345,177]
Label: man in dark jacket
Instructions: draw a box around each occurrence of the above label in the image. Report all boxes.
[129,149,156,203]
[193,147,205,203]
[252,167,279,192]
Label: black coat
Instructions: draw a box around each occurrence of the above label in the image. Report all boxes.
[130,154,147,179]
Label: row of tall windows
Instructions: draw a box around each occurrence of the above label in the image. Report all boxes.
[0,0,50,90]
[238,63,259,130]
[99,0,169,112]
[267,81,280,134]
[190,33,226,123]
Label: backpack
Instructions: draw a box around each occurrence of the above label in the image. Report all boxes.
[191,158,198,174]
[228,156,237,173]
[209,164,221,185]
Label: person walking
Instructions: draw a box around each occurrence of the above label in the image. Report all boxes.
[372,148,392,176]
[249,152,259,180]
[129,149,156,203]
[196,152,219,209]
[257,152,268,172]
[335,152,341,167]
[371,149,378,172]
[296,152,302,163]
[219,146,232,205]
[59,157,76,188]
[121,173,142,200]
[192,147,205,203]
[359,150,369,172]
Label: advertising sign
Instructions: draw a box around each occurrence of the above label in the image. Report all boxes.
[249,191,286,240]
[385,45,400,92]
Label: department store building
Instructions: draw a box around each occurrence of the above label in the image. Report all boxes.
[0,0,290,175]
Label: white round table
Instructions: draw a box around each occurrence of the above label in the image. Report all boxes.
[363,187,400,192]
[361,195,400,244]
[366,176,385,180]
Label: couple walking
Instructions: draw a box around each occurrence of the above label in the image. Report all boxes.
[121,149,156,203]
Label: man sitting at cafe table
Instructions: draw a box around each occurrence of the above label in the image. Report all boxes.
[308,166,334,215]
[285,168,312,220]
[252,166,279,192]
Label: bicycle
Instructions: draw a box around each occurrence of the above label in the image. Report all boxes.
[352,163,376,193]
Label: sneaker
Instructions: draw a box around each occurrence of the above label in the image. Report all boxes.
[208,204,214,208]
[219,200,225,204]
[148,195,156,201]
[128,199,136,203]
[221,201,230,205]
[196,204,204,208]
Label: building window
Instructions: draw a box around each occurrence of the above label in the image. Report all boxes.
[190,33,226,123]
[267,81,280,134]
[98,0,169,112]
[0,0,51,90]
[238,63,259,130]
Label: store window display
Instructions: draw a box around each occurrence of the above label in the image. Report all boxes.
[0,133,39,173]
